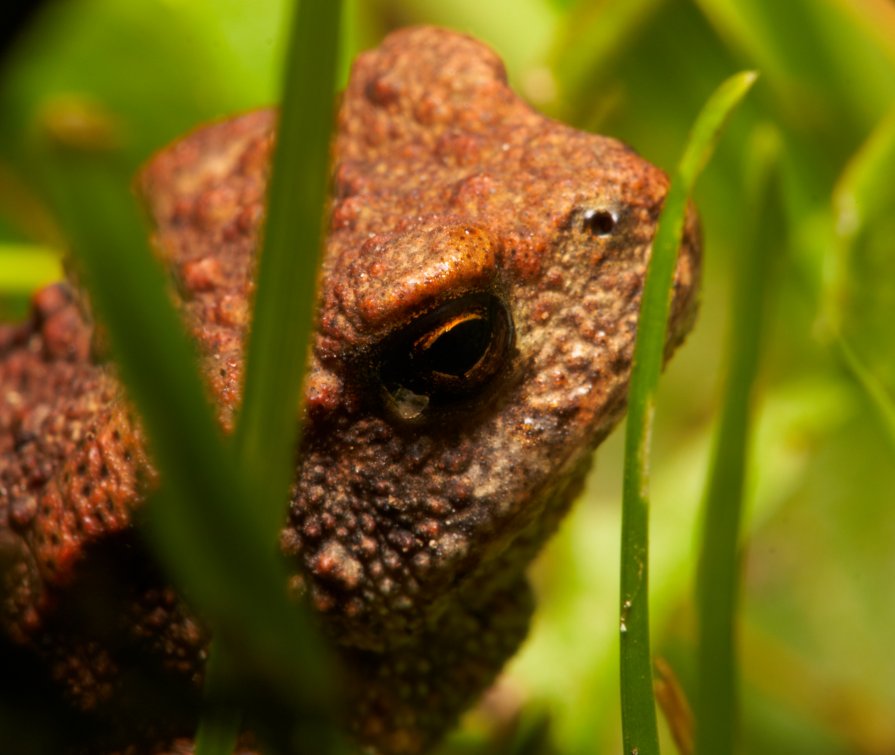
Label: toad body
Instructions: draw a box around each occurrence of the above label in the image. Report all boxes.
[0,26,700,754]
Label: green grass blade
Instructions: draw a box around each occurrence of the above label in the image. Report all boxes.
[196,0,342,751]
[676,73,759,190]
[694,124,779,755]
[235,0,342,531]
[829,108,895,450]
[36,58,335,755]
[194,641,242,755]
[40,144,331,701]
[833,108,895,241]
[836,338,895,453]
[620,70,757,755]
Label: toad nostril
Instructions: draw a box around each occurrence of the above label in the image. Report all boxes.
[581,209,617,236]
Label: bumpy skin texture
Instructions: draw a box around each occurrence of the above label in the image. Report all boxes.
[0,27,700,754]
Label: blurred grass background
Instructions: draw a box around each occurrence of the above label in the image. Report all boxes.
[1,1,894,753]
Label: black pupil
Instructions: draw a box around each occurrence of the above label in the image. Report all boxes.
[377,292,513,416]
[419,315,490,377]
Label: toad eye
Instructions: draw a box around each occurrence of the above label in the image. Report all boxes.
[378,292,514,420]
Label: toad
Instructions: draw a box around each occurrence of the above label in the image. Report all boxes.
[0,26,700,754]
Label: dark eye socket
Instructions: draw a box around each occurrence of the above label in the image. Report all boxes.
[378,292,514,420]
[581,208,617,236]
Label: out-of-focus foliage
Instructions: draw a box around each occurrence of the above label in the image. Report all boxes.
[1,1,894,753]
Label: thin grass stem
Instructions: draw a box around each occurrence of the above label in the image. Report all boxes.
[620,71,757,755]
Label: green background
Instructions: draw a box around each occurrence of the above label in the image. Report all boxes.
[2,1,894,753]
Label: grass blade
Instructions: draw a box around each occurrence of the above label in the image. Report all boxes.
[694,123,779,755]
[835,338,895,452]
[829,107,895,451]
[194,641,242,755]
[39,123,329,708]
[619,70,757,755]
[36,3,342,745]
[236,0,342,529]
[197,0,342,751]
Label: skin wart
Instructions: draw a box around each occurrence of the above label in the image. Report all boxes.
[0,26,700,755]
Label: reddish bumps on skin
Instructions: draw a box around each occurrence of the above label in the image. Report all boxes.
[0,26,700,755]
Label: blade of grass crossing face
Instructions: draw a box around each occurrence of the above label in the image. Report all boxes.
[235,0,342,532]
[694,123,779,755]
[40,139,332,714]
[40,151,259,619]
[619,71,757,755]
[197,1,343,753]
[38,11,341,753]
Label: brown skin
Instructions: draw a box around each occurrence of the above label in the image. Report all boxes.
[0,26,700,755]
